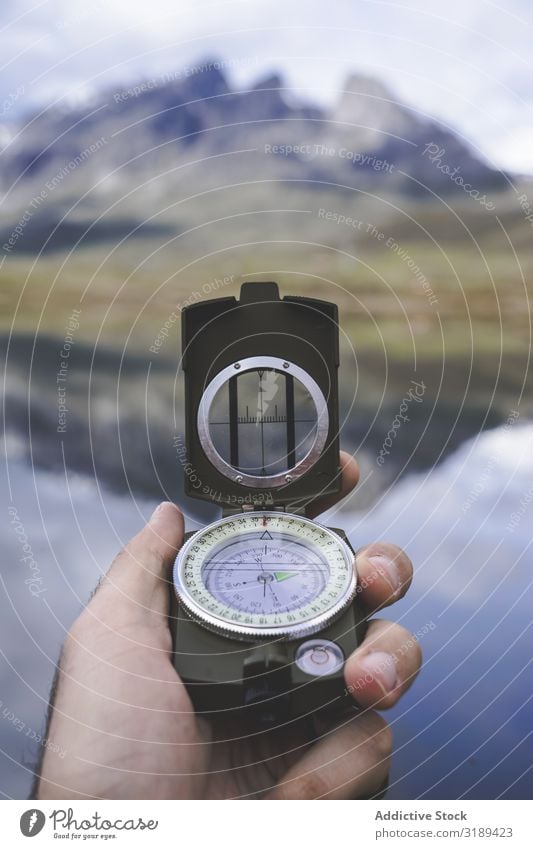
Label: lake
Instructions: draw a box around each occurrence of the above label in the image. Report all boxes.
[1,422,532,799]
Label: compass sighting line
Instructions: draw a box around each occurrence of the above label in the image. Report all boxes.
[285,372,296,469]
[259,371,266,475]
[228,375,239,468]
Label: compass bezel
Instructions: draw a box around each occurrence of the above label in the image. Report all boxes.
[173,511,357,641]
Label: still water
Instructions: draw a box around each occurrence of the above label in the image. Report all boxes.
[1,424,532,799]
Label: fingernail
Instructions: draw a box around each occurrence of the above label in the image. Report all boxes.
[368,554,401,592]
[149,502,169,522]
[359,651,398,692]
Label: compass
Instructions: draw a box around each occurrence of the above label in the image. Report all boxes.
[174,511,356,639]
[170,281,365,723]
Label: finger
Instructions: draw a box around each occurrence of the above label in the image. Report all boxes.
[345,619,423,710]
[265,710,391,799]
[306,451,359,518]
[98,502,184,612]
[355,542,413,613]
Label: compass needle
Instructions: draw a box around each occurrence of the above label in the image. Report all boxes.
[274,570,300,582]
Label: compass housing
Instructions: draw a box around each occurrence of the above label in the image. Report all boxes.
[171,281,365,724]
[181,281,341,509]
[170,521,366,723]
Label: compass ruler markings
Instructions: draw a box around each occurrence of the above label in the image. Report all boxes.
[209,418,315,424]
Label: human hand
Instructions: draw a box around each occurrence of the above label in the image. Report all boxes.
[36,452,421,799]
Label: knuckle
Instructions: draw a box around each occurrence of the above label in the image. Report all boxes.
[365,618,411,651]
[391,621,414,645]
[288,770,331,800]
[142,542,166,566]
[113,545,129,564]
[393,623,423,667]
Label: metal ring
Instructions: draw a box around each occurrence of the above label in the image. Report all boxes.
[197,356,329,489]
[173,511,356,642]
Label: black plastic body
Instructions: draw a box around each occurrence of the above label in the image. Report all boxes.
[170,281,364,725]
[181,281,341,509]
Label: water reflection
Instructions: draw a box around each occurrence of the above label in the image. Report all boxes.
[1,424,532,798]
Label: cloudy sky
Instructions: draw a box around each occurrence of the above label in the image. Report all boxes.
[1,0,532,173]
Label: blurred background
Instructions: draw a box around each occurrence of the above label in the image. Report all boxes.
[1,0,532,800]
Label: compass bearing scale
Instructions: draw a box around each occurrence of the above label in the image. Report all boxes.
[170,282,366,724]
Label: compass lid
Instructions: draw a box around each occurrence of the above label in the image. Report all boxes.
[181,281,341,509]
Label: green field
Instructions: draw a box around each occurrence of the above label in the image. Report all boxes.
[2,184,531,421]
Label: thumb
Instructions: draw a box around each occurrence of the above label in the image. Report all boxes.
[99,501,184,615]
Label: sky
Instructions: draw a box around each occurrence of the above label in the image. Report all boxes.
[1,0,532,173]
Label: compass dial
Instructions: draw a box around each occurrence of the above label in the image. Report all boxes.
[174,512,356,640]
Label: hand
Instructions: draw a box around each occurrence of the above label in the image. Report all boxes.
[36,452,421,799]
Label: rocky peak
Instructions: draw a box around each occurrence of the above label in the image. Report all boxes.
[332,73,416,136]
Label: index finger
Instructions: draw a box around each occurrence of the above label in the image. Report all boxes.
[306,451,359,519]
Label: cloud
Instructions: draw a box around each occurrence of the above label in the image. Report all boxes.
[1,0,532,171]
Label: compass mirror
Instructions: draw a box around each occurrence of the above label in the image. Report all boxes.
[197,356,329,489]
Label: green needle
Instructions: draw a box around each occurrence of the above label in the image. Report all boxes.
[274,571,299,582]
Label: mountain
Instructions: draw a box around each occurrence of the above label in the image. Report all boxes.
[0,64,529,507]
[0,62,508,244]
